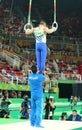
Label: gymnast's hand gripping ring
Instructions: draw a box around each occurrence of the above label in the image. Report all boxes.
[52,21,58,31]
[24,23,33,31]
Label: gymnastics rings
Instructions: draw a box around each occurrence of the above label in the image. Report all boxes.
[52,21,58,31]
[24,23,33,32]
[24,0,33,31]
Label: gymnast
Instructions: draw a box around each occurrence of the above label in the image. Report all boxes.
[25,21,58,74]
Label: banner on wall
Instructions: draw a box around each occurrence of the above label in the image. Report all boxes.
[0,84,30,91]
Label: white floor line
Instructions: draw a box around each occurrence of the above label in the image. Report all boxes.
[0,120,82,130]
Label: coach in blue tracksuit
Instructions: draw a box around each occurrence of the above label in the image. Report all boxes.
[25,21,57,73]
[28,65,50,128]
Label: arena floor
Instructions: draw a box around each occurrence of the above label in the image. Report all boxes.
[0,120,82,130]
[0,99,82,130]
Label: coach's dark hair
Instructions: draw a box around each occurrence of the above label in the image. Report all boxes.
[31,65,37,73]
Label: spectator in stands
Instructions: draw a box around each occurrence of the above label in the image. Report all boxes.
[73,96,78,106]
[67,110,81,121]
[18,91,22,98]
[1,68,7,76]
[20,95,31,119]
[11,90,17,98]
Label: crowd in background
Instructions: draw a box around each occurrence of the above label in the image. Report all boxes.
[0,2,82,38]
[0,53,82,85]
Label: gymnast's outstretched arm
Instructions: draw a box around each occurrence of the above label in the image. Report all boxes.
[44,22,58,34]
[25,28,34,35]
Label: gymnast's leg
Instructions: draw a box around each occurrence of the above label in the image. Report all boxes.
[36,43,41,72]
[41,43,47,72]
[36,43,47,73]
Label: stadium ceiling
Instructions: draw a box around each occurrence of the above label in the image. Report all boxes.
[1,0,82,12]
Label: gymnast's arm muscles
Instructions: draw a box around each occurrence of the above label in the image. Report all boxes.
[25,28,34,35]
[44,27,54,34]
